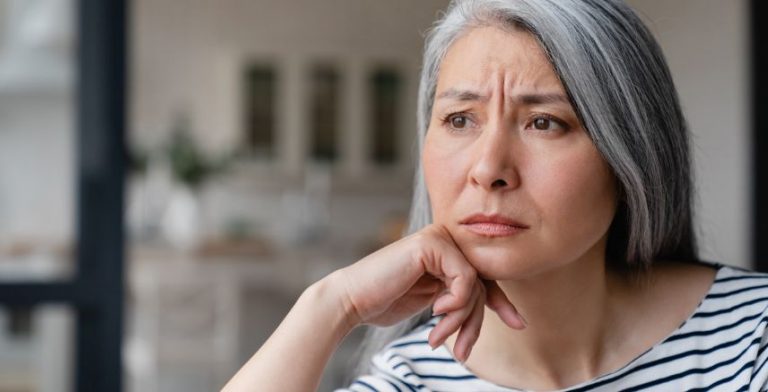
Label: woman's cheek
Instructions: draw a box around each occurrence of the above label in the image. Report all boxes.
[534,156,617,250]
[423,141,470,222]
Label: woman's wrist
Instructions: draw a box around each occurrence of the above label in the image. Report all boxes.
[303,270,361,339]
[222,271,362,392]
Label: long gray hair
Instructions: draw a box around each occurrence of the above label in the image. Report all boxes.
[352,0,698,377]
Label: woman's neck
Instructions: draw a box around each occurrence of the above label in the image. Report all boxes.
[447,246,635,390]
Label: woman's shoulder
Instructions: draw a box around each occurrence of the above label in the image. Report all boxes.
[660,260,768,319]
[663,260,768,343]
[710,261,768,281]
[699,262,768,314]
[653,259,768,301]
[633,261,768,389]
[704,261,768,298]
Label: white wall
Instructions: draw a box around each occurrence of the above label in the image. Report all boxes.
[131,0,753,267]
[0,0,750,267]
[131,0,450,175]
[627,0,751,268]
[130,0,452,252]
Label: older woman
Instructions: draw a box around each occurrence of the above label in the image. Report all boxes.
[223,0,768,391]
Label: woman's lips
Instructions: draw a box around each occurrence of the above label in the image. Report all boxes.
[459,214,529,237]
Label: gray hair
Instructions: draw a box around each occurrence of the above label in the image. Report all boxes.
[351,0,698,378]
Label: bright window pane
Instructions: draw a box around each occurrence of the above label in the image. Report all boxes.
[0,0,77,282]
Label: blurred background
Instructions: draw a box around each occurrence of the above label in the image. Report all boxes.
[0,0,757,391]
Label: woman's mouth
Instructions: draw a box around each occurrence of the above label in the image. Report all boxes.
[459,214,529,237]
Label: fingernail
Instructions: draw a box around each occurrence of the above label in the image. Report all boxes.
[455,349,465,364]
[428,333,442,350]
[518,313,528,328]
[432,295,450,315]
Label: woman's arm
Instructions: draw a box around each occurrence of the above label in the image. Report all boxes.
[221,271,356,392]
[221,225,526,391]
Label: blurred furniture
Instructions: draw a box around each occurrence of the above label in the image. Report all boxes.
[126,244,352,392]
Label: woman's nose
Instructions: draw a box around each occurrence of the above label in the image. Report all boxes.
[468,125,520,191]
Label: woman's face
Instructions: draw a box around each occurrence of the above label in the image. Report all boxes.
[423,26,618,280]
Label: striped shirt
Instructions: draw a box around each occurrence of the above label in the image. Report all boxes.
[338,263,768,391]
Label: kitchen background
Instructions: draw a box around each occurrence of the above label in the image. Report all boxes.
[0,0,750,391]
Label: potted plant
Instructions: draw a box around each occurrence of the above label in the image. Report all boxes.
[160,116,229,253]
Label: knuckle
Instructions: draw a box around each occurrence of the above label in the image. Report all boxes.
[461,265,477,286]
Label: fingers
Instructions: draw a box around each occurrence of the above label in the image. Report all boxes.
[483,279,527,329]
[453,289,484,362]
[428,279,526,364]
[428,280,482,350]
[410,275,443,295]
[430,274,473,315]
[428,260,477,315]
[419,225,479,313]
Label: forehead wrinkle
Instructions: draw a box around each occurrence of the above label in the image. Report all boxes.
[435,26,566,107]
[503,63,561,94]
[435,62,504,104]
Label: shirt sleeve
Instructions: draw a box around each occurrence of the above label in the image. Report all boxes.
[334,347,431,392]
[334,371,424,392]
[751,306,768,391]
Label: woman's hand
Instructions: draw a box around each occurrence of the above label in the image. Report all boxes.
[222,224,527,391]
[333,224,526,362]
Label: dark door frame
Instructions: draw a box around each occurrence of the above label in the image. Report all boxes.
[0,1,127,391]
[754,0,767,271]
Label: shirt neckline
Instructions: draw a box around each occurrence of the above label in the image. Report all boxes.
[438,261,727,392]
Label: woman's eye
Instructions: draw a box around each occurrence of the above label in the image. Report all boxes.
[442,112,475,132]
[529,115,567,133]
[533,117,551,130]
[450,114,469,129]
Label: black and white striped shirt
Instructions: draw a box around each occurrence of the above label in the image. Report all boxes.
[338,263,768,391]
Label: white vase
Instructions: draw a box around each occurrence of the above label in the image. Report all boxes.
[161,186,202,253]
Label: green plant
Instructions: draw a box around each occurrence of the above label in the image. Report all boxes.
[164,117,229,190]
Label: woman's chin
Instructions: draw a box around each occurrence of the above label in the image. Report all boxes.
[459,246,542,280]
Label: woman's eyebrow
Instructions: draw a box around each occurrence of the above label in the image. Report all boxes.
[436,88,569,105]
[517,93,569,105]
[436,88,488,102]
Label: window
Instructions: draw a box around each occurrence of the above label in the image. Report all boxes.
[310,65,340,161]
[243,65,276,158]
[369,68,401,165]
[0,1,127,390]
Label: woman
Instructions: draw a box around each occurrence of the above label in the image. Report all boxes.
[223,0,768,390]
